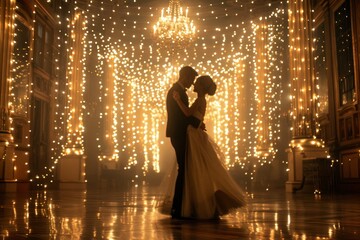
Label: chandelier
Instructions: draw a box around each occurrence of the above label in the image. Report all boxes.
[153,0,196,48]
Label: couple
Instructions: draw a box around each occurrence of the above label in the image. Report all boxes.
[165,66,246,220]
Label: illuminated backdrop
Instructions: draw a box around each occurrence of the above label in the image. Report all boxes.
[79,0,288,178]
[11,0,288,185]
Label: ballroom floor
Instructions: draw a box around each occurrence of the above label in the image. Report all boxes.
[0,184,360,240]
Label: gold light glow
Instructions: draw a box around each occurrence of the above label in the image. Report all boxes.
[153,0,196,49]
[9,0,289,185]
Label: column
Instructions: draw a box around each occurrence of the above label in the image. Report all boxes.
[286,0,329,192]
[0,0,16,192]
[58,11,87,189]
[254,22,272,159]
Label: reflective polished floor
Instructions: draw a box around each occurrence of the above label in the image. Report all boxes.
[1,185,360,240]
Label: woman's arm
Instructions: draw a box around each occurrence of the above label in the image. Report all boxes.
[173,91,197,117]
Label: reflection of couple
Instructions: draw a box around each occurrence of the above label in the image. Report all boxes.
[165,66,246,220]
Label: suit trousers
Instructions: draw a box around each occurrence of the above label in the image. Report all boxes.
[170,135,187,217]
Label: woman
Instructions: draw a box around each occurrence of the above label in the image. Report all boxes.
[173,75,246,220]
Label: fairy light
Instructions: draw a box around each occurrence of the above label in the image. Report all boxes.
[32,2,90,187]
[9,0,288,185]
[64,10,87,156]
[41,1,72,187]
[97,54,120,163]
[10,9,32,181]
[288,0,318,140]
[1,0,17,181]
[287,0,326,153]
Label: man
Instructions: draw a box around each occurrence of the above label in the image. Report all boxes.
[166,66,201,219]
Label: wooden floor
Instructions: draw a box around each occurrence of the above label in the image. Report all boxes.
[1,185,360,240]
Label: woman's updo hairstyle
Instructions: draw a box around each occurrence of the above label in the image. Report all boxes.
[198,75,216,96]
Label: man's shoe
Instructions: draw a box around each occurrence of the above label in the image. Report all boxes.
[171,208,181,219]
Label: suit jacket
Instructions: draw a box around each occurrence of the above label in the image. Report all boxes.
[166,83,201,138]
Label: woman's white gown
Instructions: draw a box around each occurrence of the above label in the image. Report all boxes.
[180,112,246,219]
[156,113,246,219]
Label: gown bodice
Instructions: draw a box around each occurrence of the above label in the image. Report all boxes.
[192,111,204,124]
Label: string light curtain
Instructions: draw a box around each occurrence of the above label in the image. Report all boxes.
[288,0,318,139]
[98,55,120,163]
[88,1,287,175]
[64,11,87,156]
[27,1,288,183]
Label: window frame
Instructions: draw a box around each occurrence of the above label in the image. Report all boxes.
[331,0,358,109]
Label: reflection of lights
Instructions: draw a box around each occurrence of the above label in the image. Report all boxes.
[287,214,291,226]
[1,188,358,239]
[328,227,333,238]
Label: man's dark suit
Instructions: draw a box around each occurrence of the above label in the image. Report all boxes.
[166,82,200,218]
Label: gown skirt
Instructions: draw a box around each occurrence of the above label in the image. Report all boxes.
[181,126,246,219]
[156,125,246,219]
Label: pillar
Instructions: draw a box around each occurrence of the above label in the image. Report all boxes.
[58,11,87,190]
[286,0,329,192]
